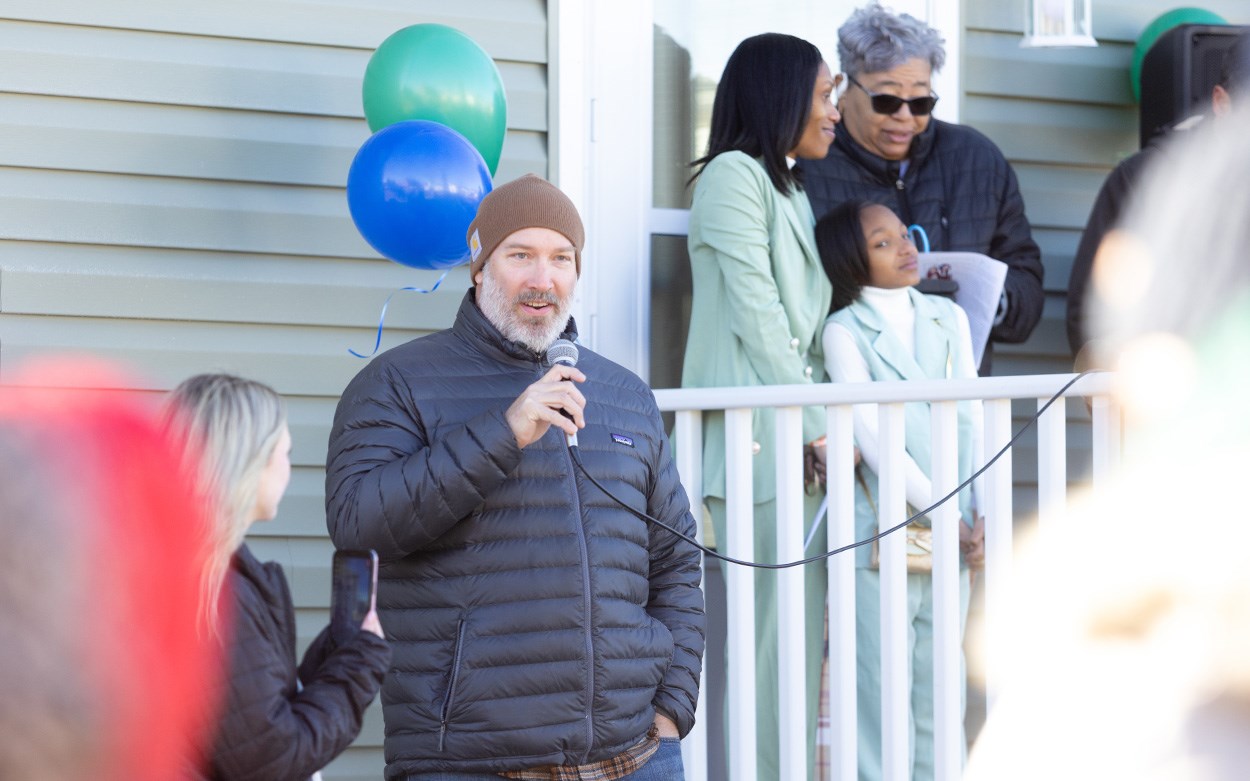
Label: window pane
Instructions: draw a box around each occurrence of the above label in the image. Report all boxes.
[651,1,849,209]
[648,233,692,391]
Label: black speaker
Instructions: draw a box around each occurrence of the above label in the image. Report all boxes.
[1139,23,1248,147]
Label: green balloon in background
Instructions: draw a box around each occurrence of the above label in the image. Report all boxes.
[363,24,507,175]
[1130,7,1227,103]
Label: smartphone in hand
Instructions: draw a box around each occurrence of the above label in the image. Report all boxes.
[330,549,378,647]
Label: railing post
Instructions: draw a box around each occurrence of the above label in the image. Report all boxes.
[929,400,962,780]
[1036,395,1068,526]
[774,406,806,780]
[674,410,707,781]
[648,371,1119,776]
[826,404,858,781]
[982,399,1014,711]
[1091,394,1121,484]
[724,408,757,781]
[878,403,909,781]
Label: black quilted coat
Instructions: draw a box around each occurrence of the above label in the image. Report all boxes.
[800,118,1045,371]
[207,544,391,781]
[325,290,705,779]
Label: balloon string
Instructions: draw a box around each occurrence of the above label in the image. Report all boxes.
[908,224,931,253]
[349,272,449,358]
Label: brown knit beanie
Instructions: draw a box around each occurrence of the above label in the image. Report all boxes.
[466,174,585,279]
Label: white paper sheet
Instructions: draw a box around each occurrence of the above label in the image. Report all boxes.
[917,252,1007,367]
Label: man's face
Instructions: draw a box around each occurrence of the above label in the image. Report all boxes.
[475,227,578,352]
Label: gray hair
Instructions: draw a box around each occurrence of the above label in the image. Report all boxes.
[837,3,946,78]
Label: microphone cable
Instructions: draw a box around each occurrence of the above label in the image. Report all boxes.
[568,371,1100,570]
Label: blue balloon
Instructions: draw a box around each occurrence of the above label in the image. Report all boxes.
[346,120,493,269]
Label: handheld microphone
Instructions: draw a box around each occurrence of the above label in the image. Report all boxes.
[545,339,580,448]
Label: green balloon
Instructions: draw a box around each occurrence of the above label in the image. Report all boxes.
[1130,7,1227,103]
[363,24,507,175]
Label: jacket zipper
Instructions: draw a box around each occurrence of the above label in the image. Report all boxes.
[438,618,467,751]
[894,174,915,229]
[563,440,596,762]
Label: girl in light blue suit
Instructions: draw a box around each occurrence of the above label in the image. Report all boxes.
[816,200,984,781]
[681,32,840,781]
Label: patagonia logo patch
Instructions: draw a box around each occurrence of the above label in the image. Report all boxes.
[611,433,635,448]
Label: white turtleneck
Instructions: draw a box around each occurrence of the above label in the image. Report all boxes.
[822,286,982,519]
[859,285,916,355]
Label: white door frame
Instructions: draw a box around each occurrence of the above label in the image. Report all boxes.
[550,0,655,375]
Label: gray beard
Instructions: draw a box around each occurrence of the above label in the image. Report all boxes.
[476,268,571,353]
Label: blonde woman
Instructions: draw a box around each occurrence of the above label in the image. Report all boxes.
[167,374,390,781]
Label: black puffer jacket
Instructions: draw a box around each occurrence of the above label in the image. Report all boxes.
[800,119,1044,372]
[208,544,391,781]
[325,290,705,779]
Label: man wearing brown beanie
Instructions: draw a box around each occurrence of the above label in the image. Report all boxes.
[325,174,705,780]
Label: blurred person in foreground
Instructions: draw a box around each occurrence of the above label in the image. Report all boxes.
[965,103,1250,781]
[1065,29,1249,359]
[325,175,704,780]
[0,360,219,781]
[167,373,391,781]
[799,3,1044,374]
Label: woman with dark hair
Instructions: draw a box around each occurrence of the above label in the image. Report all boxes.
[816,200,983,781]
[680,31,839,781]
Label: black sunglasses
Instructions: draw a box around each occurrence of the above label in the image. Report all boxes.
[847,74,938,116]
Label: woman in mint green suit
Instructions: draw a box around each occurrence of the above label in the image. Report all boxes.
[816,199,984,781]
[681,32,840,781]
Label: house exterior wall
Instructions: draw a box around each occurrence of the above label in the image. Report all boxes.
[0,2,548,778]
[963,0,1248,514]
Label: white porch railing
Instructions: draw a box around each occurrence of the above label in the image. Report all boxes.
[656,372,1118,781]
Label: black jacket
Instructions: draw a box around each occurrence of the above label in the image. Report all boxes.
[1065,136,1170,357]
[800,119,1045,372]
[208,544,391,781]
[324,290,705,778]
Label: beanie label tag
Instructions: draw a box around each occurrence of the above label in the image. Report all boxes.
[469,229,482,262]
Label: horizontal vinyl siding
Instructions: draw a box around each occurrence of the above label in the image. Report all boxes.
[0,3,549,779]
[963,0,1249,506]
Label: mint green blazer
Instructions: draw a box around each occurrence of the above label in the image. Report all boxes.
[827,289,977,567]
[681,151,833,503]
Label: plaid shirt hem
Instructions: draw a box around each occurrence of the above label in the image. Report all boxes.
[496,727,661,780]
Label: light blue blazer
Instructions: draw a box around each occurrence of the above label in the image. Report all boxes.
[827,289,976,567]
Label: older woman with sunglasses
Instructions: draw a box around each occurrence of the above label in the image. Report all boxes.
[800,4,1044,374]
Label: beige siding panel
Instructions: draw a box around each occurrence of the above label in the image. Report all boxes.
[1031,227,1081,296]
[0,167,373,256]
[0,91,543,187]
[965,31,1135,105]
[0,0,547,61]
[1013,163,1114,233]
[287,395,338,465]
[0,241,469,329]
[0,314,425,395]
[249,536,338,606]
[495,128,550,181]
[0,18,545,126]
[0,95,367,186]
[961,95,1137,168]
